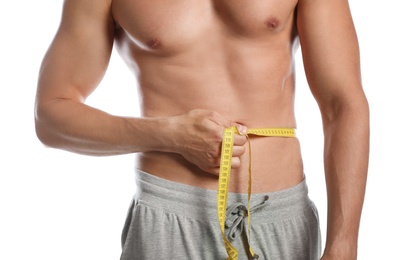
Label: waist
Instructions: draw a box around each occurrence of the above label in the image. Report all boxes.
[138,136,304,193]
[134,169,312,223]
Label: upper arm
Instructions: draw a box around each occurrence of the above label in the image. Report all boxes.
[296,0,364,117]
[36,0,115,105]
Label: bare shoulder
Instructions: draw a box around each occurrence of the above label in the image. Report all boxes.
[296,0,361,107]
[296,0,353,18]
[37,0,115,104]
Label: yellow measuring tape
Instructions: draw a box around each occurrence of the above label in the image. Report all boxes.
[217,126,296,260]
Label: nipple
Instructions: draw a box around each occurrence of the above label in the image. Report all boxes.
[265,17,280,30]
[146,38,163,49]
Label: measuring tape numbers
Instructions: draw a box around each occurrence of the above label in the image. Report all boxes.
[217,126,296,260]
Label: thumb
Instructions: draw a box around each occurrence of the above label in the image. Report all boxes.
[207,111,248,134]
[236,124,248,135]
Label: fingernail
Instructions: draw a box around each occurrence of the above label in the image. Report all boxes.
[237,125,248,135]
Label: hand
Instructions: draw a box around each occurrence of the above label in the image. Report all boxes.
[169,109,248,175]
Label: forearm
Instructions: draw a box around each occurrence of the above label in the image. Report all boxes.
[35,99,173,156]
[321,99,369,258]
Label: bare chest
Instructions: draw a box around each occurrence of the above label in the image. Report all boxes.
[111,0,298,52]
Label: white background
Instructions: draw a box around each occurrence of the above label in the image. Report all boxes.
[1,1,403,259]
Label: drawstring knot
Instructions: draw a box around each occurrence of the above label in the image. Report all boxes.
[225,196,270,242]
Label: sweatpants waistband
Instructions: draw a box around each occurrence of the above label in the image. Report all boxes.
[134,169,313,223]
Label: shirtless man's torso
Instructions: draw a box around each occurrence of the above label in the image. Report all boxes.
[35,0,369,259]
[113,0,303,192]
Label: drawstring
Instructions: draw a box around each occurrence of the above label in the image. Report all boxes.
[217,126,295,259]
[225,196,270,242]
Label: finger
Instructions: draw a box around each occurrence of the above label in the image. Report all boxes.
[232,146,246,157]
[236,125,248,135]
[231,157,241,169]
[234,134,247,146]
[207,112,247,132]
[207,111,233,128]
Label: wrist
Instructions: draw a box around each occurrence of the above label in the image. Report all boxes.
[123,116,177,153]
[160,115,182,153]
[322,241,357,260]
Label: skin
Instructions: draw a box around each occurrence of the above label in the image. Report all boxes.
[35,0,369,259]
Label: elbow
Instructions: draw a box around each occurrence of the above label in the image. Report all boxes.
[34,103,59,149]
[319,93,370,128]
[35,122,53,148]
[35,117,53,149]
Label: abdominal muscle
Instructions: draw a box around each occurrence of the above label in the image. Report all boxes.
[115,17,304,193]
[134,58,304,193]
[139,137,304,193]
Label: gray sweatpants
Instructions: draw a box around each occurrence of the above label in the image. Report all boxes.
[120,170,321,260]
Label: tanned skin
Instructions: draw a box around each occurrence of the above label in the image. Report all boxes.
[35,0,369,259]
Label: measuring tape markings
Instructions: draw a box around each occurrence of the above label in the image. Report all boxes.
[217,126,296,260]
